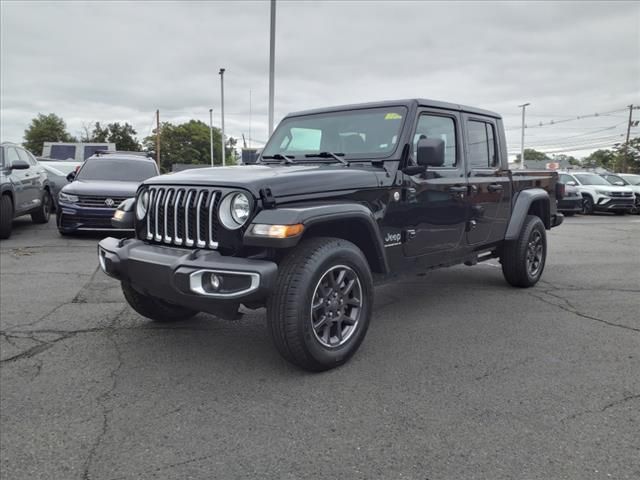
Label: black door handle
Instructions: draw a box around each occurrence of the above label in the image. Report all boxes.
[449,186,467,193]
[487,183,504,192]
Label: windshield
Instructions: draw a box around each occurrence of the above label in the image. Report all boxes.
[621,174,640,185]
[77,159,157,182]
[574,173,610,186]
[262,106,407,160]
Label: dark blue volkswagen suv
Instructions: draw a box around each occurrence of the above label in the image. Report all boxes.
[57,152,159,234]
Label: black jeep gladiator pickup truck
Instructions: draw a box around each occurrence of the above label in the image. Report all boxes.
[98,99,563,371]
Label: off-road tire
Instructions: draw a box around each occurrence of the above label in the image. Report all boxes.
[0,195,13,239]
[122,282,197,322]
[267,237,373,372]
[582,195,594,215]
[31,189,51,224]
[501,215,547,288]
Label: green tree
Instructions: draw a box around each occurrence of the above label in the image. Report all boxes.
[23,113,75,155]
[82,122,140,150]
[515,148,549,164]
[144,119,236,172]
[582,149,617,169]
[613,137,640,173]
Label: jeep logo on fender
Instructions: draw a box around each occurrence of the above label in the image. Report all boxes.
[384,232,402,247]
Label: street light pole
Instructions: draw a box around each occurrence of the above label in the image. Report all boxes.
[268,0,276,137]
[209,108,214,167]
[518,103,530,169]
[219,68,226,167]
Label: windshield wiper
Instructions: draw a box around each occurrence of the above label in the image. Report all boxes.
[261,153,295,164]
[304,151,348,165]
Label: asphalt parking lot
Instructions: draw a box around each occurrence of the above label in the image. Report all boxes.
[1,214,639,480]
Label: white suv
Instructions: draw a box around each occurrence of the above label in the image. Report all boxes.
[558,171,634,215]
[601,173,640,214]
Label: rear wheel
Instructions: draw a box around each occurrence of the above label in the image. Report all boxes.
[122,282,197,322]
[0,195,13,239]
[500,215,547,288]
[267,237,373,372]
[31,190,51,224]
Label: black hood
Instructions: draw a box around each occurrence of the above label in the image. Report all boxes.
[143,164,382,198]
[62,180,141,197]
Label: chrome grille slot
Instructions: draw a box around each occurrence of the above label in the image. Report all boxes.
[143,186,223,249]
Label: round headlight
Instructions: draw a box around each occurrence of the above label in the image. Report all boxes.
[219,192,251,230]
[136,190,149,220]
[231,193,250,224]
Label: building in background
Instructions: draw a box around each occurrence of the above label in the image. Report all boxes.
[42,142,115,161]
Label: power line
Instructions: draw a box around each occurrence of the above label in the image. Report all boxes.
[504,108,629,131]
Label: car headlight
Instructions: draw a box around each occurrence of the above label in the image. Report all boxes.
[596,189,612,196]
[135,190,149,220]
[59,192,79,203]
[219,192,251,230]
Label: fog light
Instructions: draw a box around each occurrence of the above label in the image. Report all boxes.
[208,273,222,290]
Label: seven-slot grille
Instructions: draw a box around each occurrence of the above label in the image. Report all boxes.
[144,187,221,249]
[77,195,129,207]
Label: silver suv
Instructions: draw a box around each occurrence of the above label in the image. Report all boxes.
[0,142,52,239]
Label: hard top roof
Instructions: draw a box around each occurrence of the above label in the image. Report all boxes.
[285,99,501,119]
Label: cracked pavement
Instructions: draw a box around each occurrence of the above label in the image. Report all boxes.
[1,214,639,479]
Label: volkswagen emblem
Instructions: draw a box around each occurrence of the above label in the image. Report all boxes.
[104,198,115,207]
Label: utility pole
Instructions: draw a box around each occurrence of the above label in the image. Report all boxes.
[219,68,226,167]
[518,103,530,169]
[209,108,214,167]
[268,0,276,137]
[623,104,634,173]
[249,89,252,148]
[155,109,160,168]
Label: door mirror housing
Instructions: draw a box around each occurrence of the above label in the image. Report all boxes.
[416,138,445,167]
[565,180,576,186]
[613,181,625,186]
[10,160,30,170]
[66,171,76,182]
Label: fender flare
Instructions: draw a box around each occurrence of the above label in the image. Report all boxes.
[244,202,389,273]
[505,188,550,240]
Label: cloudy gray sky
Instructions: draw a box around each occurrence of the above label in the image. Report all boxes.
[1,0,639,159]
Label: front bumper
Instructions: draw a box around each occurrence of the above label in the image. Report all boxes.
[594,197,635,211]
[97,238,277,313]
[58,203,132,232]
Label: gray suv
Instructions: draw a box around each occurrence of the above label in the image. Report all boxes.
[0,142,52,239]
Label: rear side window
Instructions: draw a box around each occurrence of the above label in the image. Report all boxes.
[467,120,498,168]
[413,114,457,167]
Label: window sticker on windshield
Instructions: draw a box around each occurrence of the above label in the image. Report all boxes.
[384,113,402,120]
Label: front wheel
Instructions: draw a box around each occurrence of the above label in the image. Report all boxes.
[31,190,51,224]
[267,237,373,372]
[582,196,594,215]
[122,282,197,322]
[0,195,13,239]
[500,215,547,288]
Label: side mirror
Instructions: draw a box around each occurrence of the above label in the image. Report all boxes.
[66,171,76,182]
[417,138,445,167]
[566,181,576,186]
[10,160,30,170]
[614,181,625,186]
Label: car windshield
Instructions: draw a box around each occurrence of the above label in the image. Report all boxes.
[261,106,407,160]
[621,174,640,185]
[77,159,157,182]
[574,173,610,186]
[41,162,79,175]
